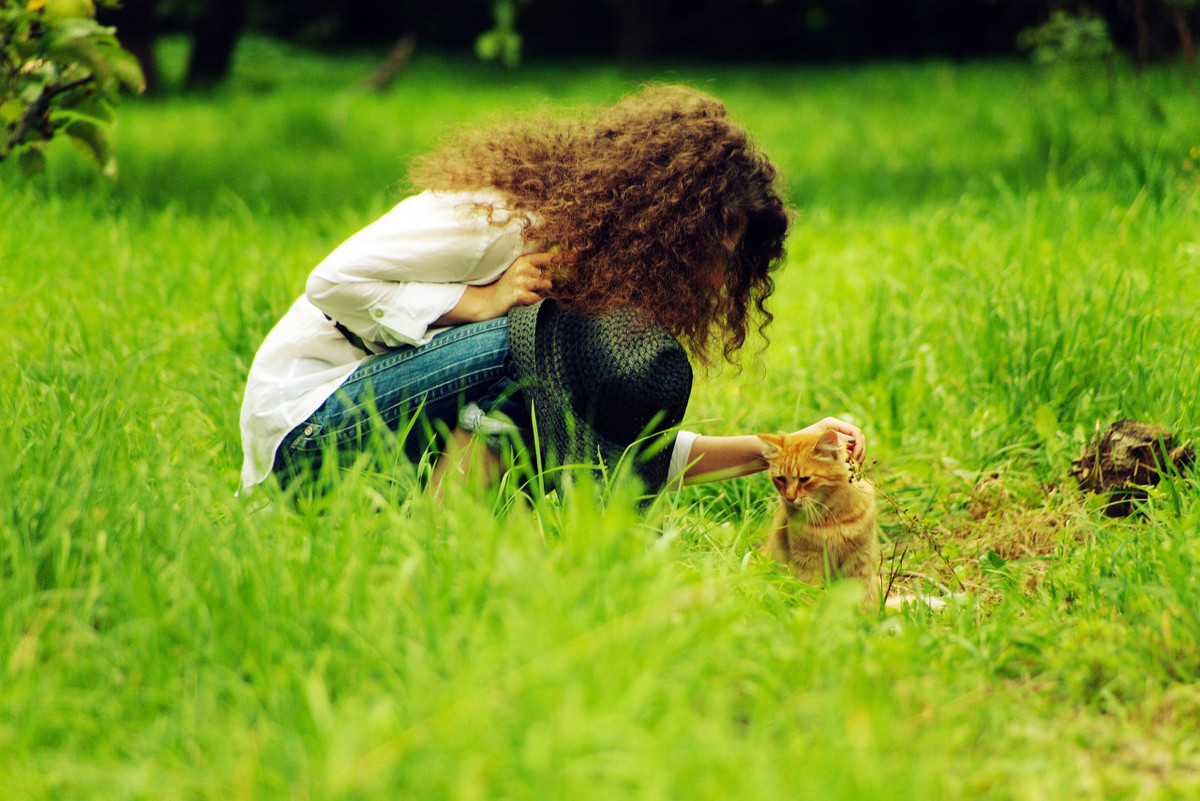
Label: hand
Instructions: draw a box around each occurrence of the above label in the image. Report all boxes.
[796,416,866,464]
[480,251,563,315]
[434,251,570,325]
[681,418,866,486]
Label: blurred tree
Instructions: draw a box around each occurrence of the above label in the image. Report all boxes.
[1049,0,1198,67]
[475,0,524,67]
[100,0,159,92]
[184,0,246,88]
[59,0,1200,100]
[1159,0,1195,62]
[1019,8,1114,66]
[616,0,659,65]
[363,33,416,90]
[1,0,145,176]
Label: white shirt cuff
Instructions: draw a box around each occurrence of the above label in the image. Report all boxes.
[667,429,700,486]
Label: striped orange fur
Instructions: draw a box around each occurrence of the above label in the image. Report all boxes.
[758,430,880,603]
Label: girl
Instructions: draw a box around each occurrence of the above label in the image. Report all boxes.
[239,85,864,497]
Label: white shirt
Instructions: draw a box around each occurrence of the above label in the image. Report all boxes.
[239,189,697,492]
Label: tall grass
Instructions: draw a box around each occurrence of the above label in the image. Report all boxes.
[3,37,1200,799]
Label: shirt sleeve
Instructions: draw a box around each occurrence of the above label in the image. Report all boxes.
[306,277,466,348]
[305,190,525,347]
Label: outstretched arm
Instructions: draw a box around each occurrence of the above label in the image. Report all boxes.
[680,417,865,485]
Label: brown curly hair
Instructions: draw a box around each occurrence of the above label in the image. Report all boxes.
[410,84,790,364]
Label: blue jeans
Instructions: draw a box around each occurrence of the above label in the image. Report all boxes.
[273,317,528,482]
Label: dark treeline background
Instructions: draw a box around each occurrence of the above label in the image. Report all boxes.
[104,0,1199,92]
[226,0,1037,60]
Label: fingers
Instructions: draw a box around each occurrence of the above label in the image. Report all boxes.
[505,251,576,306]
[505,286,545,309]
[516,250,576,269]
[505,252,562,299]
[488,254,558,311]
[510,251,574,281]
[511,265,553,302]
[845,434,866,464]
[800,416,867,463]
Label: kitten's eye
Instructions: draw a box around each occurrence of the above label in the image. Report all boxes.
[796,476,811,485]
[773,476,785,489]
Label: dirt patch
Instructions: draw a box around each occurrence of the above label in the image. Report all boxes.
[877,470,1089,601]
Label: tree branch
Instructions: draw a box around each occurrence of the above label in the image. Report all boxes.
[3,74,94,157]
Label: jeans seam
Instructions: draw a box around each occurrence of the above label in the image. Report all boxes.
[324,357,510,442]
[333,338,508,415]
[347,317,508,383]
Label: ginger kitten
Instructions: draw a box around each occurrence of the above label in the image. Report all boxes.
[759,430,881,604]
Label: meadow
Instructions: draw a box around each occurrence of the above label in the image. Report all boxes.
[3,37,1200,799]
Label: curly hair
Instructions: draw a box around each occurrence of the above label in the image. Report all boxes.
[409,85,791,364]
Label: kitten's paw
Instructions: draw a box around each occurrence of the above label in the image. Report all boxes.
[884,592,963,612]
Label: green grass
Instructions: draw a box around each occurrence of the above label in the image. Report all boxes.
[4,37,1200,799]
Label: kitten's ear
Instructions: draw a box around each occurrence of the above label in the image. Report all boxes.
[757,433,784,461]
[812,429,842,460]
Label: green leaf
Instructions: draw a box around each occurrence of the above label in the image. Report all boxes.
[45,21,123,82]
[18,145,46,177]
[474,29,521,68]
[978,550,1009,574]
[20,81,47,105]
[47,32,108,79]
[0,98,24,126]
[55,89,114,124]
[475,31,501,62]
[65,116,108,165]
[494,0,516,27]
[41,0,97,23]
[46,18,110,44]
[106,46,144,93]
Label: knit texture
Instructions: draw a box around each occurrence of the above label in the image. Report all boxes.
[508,300,692,493]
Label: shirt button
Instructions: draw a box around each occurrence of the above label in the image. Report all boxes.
[303,426,314,436]
[373,309,385,318]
